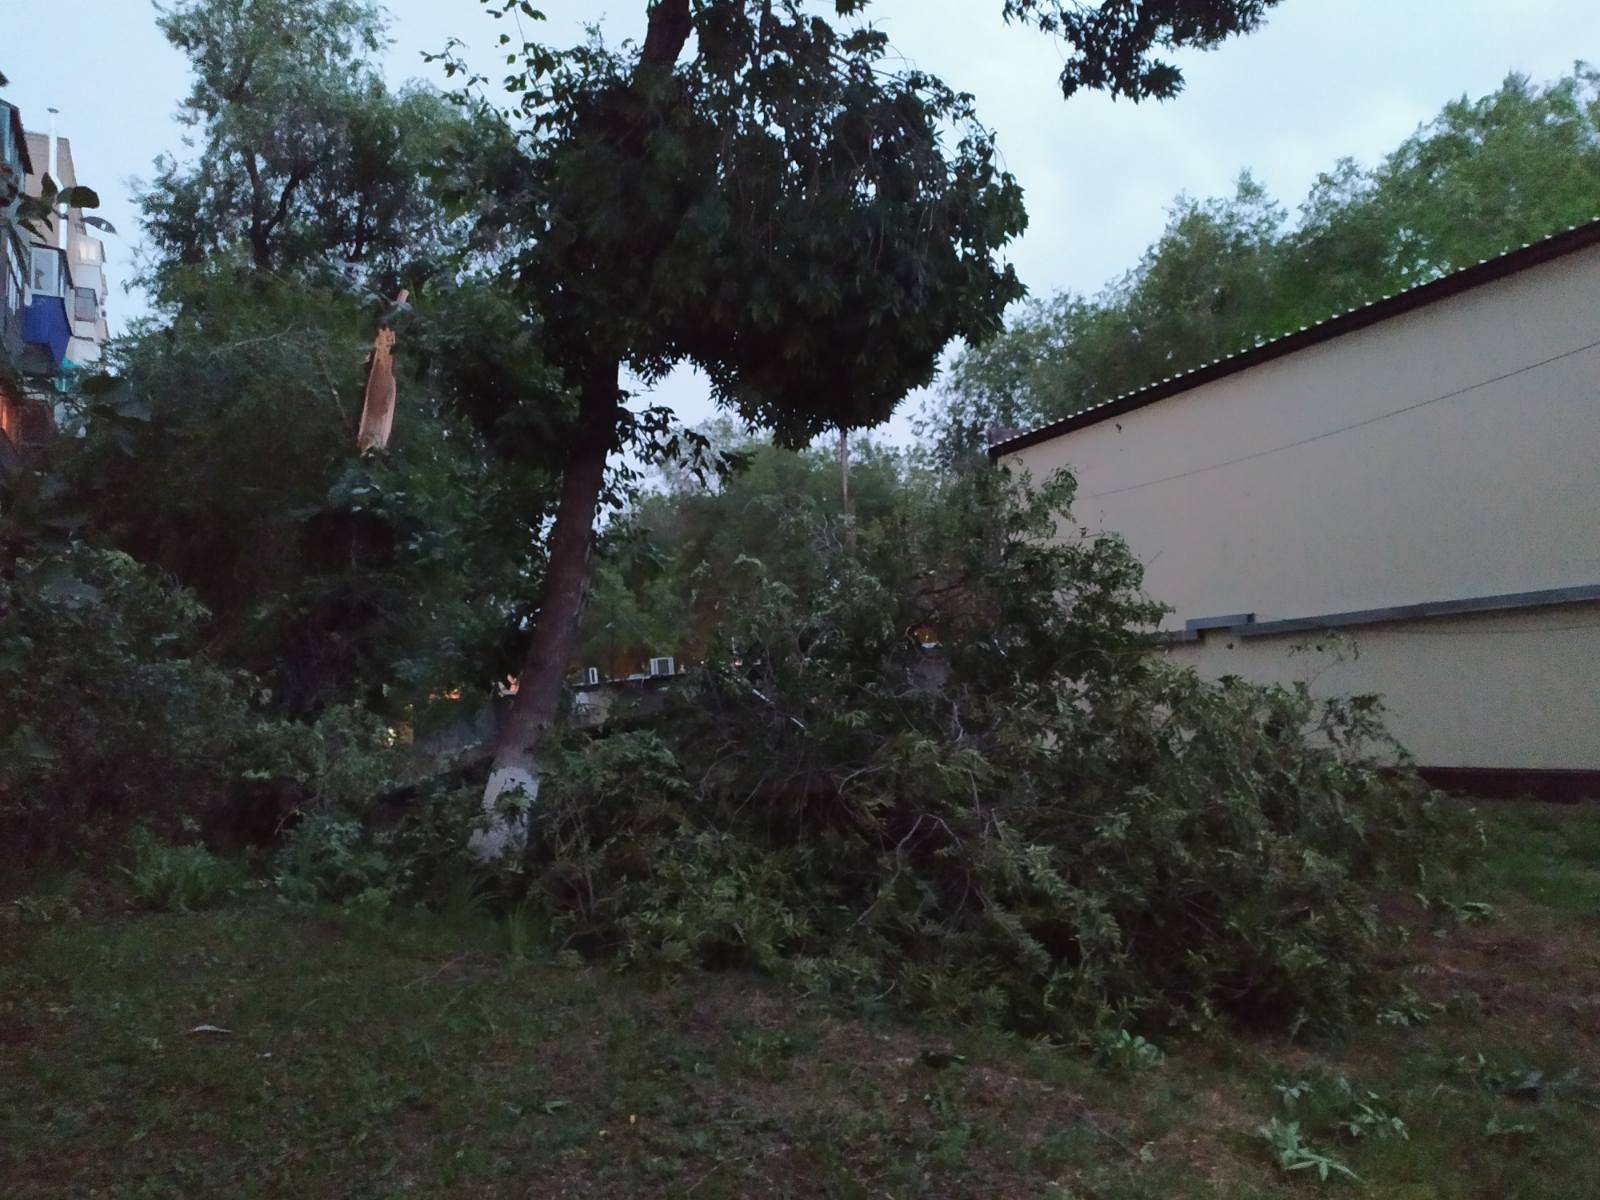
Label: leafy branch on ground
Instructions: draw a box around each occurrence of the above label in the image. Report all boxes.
[521,465,1472,1036]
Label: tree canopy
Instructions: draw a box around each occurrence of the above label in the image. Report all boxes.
[12,0,562,717]
[455,0,1283,854]
[142,0,468,284]
[580,425,913,675]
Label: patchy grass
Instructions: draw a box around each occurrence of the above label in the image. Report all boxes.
[3,801,1599,1198]
[1475,799,1600,914]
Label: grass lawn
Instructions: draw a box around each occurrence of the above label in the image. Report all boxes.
[3,801,1598,1198]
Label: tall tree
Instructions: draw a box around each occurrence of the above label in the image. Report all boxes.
[50,0,563,715]
[143,0,464,283]
[1281,64,1600,314]
[460,0,1283,857]
[928,173,1286,460]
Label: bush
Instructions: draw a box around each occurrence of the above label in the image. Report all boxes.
[272,813,395,913]
[232,703,401,836]
[0,548,259,855]
[527,467,1470,1035]
[123,829,247,912]
[0,548,407,860]
[268,777,483,913]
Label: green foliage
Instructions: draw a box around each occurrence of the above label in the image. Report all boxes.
[0,544,417,856]
[930,65,1600,461]
[531,465,1466,1035]
[272,813,393,912]
[1091,1029,1165,1074]
[1000,0,1284,101]
[1374,983,1440,1028]
[469,0,1033,449]
[36,271,552,716]
[1256,1118,1360,1184]
[0,547,259,855]
[268,780,487,913]
[581,424,910,670]
[1275,1073,1409,1144]
[48,0,560,725]
[1438,1053,1600,1107]
[1315,63,1600,290]
[241,704,397,811]
[142,0,469,281]
[122,830,247,912]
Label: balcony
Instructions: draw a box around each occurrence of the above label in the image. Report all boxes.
[21,243,72,372]
[1,230,24,367]
[2,110,31,372]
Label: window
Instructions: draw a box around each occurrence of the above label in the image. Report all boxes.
[74,287,97,322]
[76,238,103,265]
[30,246,62,296]
[4,240,19,315]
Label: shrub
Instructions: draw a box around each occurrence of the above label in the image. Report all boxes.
[0,546,417,860]
[273,813,395,913]
[220,703,402,847]
[526,467,1470,1035]
[241,704,398,813]
[123,829,247,912]
[0,548,258,856]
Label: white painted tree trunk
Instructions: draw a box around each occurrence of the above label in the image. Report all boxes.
[469,365,618,864]
[470,760,539,862]
[464,9,695,864]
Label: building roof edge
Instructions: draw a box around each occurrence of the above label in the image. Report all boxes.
[987,217,1600,459]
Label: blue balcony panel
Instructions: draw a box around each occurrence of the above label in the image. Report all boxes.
[22,294,70,369]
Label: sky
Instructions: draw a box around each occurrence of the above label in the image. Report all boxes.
[3,0,1597,443]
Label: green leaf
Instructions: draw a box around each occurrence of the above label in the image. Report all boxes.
[59,185,100,209]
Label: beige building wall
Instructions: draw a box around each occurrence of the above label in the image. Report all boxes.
[1005,242,1600,771]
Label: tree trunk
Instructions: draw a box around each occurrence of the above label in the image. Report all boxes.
[471,0,694,860]
[472,362,619,860]
[243,153,272,272]
[839,427,855,552]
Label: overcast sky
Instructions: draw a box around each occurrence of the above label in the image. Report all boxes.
[4,1,1596,441]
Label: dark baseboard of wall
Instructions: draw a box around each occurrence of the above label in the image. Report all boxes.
[1417,767,1600,804]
